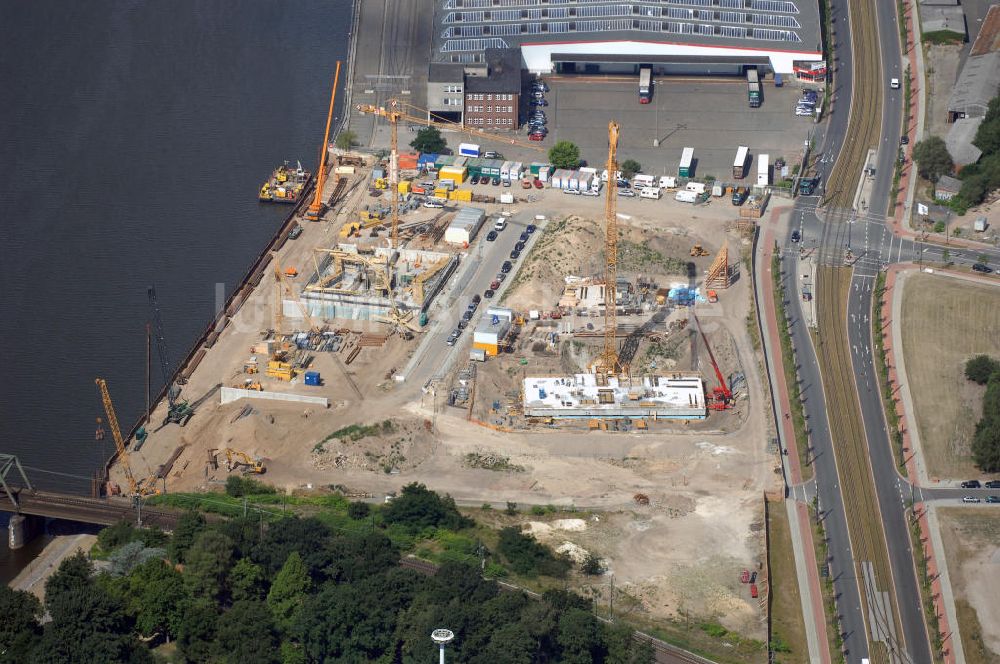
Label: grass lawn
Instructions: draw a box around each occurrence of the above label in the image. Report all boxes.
[767,498,809,662]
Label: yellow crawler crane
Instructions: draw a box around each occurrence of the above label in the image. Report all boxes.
[96,378,159,496]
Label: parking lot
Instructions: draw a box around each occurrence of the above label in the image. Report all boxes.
[532,76,813,183]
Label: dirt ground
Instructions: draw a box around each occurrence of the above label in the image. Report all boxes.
[923,44,962,142]
[936,507,1000,661]
[114,162,785,638]
[899,272,1000,479]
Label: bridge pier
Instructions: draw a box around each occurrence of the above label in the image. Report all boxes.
[8,513,44,550]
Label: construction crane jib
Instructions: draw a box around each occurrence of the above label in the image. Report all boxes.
[595,121,622,377]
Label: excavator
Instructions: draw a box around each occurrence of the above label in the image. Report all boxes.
[211,448,265,474]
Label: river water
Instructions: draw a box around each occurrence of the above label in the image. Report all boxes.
[0,0,351,574]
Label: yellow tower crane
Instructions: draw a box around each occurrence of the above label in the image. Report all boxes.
[354,100,545,248]
[96,378,159,496]
[594,121,623,377]
[306,61,342,222]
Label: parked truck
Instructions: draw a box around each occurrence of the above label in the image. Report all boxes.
[747,69,761,108]
[733,146,749,179]
[757,154,770,187]
[639,66,652,104]
[678,147,694,178]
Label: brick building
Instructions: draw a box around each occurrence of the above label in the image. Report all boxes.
[463,49,522,131]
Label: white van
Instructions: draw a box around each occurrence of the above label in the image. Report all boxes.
[675,190,698,203]
[659,175,676,189]
[494,217,507,231]
[639,187,661,199]
[685,182,706,194]
[632,174,656,189]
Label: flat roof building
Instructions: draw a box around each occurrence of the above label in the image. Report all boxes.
[523,373,707,419]
[432,0,823,75]
[948,5,1000,121]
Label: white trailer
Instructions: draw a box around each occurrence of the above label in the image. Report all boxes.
[632,174,656,189]
[639,187,661,199]
[679,147,694,177]
[659,175,677,189]
[675,190,698,203]
[500,161,514,181]
[757,154,770,186]
[733,146,749,179]
[685,182,706,194]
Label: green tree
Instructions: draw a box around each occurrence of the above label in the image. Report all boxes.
[176,599,218,663]
[410,126,447,153]
[965,355,999,385]
[0,585,42,660]
[252,517,333,578]
[168,510,206,563]
[216,600,280,664]
[225,475,275,497]
[557,608,603,664]
[335,130,357,151]
[36,553,149,664]
[912,136,954,182]
[620,159,642,179]
[580,552,605,575]
[497,527,570,578]
[108,540,167,577]
[267,551,311,632]
[381,483,473,534]
[548,141,581,170]
[125,559,189,641]
[475,622,536,664]
[97,522,167,554]
[184,531,235,601]
[975,116,1000,155]
[347,500,370,520]
[228,557,268,601]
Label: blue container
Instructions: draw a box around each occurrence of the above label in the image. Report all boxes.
[774,73,783,87]
[304,371,321,386]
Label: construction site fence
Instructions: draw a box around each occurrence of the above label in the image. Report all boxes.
[102,174,318,486]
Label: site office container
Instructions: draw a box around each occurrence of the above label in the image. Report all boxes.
[639,187,661,199]
[500,161,514,181]
[757,154,770,187]
[538,166,551,182]
[675,190,698,203]
[568,171,581,191]
[459,142,481,157]
[579,172,594,191]
[733,146,750,179]
[685,182,706,194]
[659,175,677,189]
[678,147,694,177]
[438,166,467,184]
[511,162,523,180]
[632,174,656,189]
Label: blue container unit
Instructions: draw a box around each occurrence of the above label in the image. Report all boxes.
[304,371,322,386]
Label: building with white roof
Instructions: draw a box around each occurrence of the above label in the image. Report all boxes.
[523,373,707,419]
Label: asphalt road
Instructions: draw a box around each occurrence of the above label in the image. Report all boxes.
[776,0,1000,660]
[404,204,552,387]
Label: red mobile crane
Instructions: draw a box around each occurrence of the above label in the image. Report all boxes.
[692,313,733,410]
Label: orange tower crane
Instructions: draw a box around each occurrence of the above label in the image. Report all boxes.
[354,100,545,248]
[305,61,342,222]
[594,121,622,376]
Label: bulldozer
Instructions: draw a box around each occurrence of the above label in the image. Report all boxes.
[690,244,710,257]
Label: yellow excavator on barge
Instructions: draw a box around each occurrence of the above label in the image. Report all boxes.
[259,161,310,203]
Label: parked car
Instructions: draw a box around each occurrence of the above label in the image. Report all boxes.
[509,249,521,260]
[617,189,636,197]
[533,179,543,189]
[563,188,581,195]
[288,225,303,240]
[502,179,511,187]
[495,271,506,283]
[457,319,468,330]
[484,289,495,299]
[972,263,993,273]
[900,135,909,145]
[446,330,459,346]
[423,200,444,208]
[471,294,481,305]
[491,177,501,186]
[515,241,526,252]
[489,279,501,290]
[519,231,529,242]
[483,151,502,159]
[961,480,982,489]
[501,261,513,273]
[470,174,480,185]
[963,496,982,503]
[987,496,1000,503]
[461,310,473,322]
[581,189,600,196]
[795,107,814,117]
[486,230,498,242]
[529,98,548,107]
[521,179,532,189]
[985,480,1000,488]
[526,224,536,234]
[529,133,546,141]
[791,230,801,243]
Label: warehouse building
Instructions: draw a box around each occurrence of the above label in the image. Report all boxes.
[432,0,823,77]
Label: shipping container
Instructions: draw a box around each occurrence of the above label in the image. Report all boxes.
[398,181,411,194]
[733,146,750,179]
[438,166,467,183]
[459,143,481,157]
[448,189,473,202]
[757,154,770,187]
[679,147,694,177]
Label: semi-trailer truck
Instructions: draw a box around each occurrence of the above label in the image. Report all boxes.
[747,69,761,108]
[639,66,652,104]
[733,146,749,179]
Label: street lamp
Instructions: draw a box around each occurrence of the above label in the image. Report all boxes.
[431,628,455,664]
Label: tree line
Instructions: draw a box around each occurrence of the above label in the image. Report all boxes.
[0,483,653,664]
[966,355,1000,472]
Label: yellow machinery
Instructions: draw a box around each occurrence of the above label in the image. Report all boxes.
[222,448,265,474]
[690,245,710,257]
[306,61,342,222]
[96,378,159,497]
[594,121,623,376]
[355,99,545,248]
